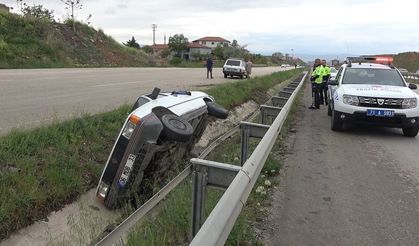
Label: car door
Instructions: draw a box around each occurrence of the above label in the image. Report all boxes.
[328,67,343,104]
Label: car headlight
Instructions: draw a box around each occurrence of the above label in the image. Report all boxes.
[97,181,109,199]
[402,98,417,109]
[343,95,359,106]
[122,115,141,139]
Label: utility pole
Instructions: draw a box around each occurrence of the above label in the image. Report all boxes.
[152,24,157,45]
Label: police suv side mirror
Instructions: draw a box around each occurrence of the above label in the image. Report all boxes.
[328,79,338,86]
[408,83,417,90]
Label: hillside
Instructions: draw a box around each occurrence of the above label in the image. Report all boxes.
[0,11,152,68]
[392,52,419,72]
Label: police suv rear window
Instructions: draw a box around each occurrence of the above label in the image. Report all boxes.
[226,60,241,66]
[342,68,405,86]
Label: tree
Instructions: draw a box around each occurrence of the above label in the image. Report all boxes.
[168,34,188,57]
[213,44,224,60]
[61,0,82,32]
[124,36,140,49]
[22,4,54,21]
[142,45,153,54]
[231,39,238,48]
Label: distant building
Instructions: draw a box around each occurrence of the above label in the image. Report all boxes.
[151,44,169,54]
[192,37,230,49]
[187,42,212,60]
[0,3,10,12]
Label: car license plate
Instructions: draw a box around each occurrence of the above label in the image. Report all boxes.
[118,154,136,187]
[366,109,395,117]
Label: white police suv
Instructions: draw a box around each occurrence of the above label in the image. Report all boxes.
[328,57,419,137]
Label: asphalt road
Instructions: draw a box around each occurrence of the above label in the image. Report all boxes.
[0,66,287,135]
[262,81,419,245]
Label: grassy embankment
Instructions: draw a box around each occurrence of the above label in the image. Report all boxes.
[0,11,151,68]
[0,68,303,239]
[124,71,306,245]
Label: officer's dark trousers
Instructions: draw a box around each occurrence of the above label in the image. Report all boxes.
[312,83,322,108]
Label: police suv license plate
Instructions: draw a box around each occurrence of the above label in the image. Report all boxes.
[118,154,136,187]
[366,109,395,117]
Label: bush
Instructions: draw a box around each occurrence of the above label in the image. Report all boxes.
[170,57,182,65]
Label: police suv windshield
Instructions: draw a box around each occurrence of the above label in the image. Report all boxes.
[342,68,405,86]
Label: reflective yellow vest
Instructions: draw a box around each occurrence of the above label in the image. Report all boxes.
[311,65,324,84]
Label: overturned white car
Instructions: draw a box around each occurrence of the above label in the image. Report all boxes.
[96,88,228,208]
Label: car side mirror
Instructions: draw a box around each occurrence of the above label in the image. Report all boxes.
[328,79,338,86]
[408,83,417,90]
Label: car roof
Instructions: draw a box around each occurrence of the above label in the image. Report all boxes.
[343,63,392,70]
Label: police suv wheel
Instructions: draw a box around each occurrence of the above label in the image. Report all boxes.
[331,109,343,131]
[402,127,418,137]
[224,73,227,78]
[161,114,194,142]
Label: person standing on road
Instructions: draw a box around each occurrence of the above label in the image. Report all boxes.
[245,59,252,79]
[206,55,214,79]
[320,59,331,105]
[310,58,324,109]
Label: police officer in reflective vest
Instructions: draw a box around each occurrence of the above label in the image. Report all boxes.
[310,60,324,109]
[320,59,331,105]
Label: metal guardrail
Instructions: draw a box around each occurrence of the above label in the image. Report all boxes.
[402,72,419,80]
[189,71,308,245]
[94,71,308,246]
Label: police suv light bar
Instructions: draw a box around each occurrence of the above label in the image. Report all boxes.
[346,56,393,64]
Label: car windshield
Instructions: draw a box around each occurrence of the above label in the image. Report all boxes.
[342,68,405,86]
[226,60,241,66]
[330,67,337,73]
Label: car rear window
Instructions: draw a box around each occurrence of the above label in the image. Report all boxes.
[342,68,405,86]
[226,60,241,66]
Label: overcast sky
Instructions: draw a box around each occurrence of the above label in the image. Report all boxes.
[3,0,419,58]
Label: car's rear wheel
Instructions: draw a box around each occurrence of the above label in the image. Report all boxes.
[161,114,194,142]
[206,101,229,119]
[402,126,418,137]
[230,74,233,78]
[331,109,343,131]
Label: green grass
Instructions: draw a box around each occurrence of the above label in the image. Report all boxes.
[206,68,303,108]
[0,69,302,240]
[0,105,131,239]
[0,12,151,68]
[123,71,306,245]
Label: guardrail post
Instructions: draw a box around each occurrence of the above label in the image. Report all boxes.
[240,122,270,165]
[271,96,288,107]
[260,105,282,125]
[191,165,207,237]
[279,90,292,98]
[240,127,250,166]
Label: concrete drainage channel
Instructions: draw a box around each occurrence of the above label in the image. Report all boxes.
[95,71,308,246]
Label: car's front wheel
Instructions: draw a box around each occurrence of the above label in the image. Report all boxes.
[161,114,194,142]
[331,108,343,131]
[224,73,227,78]
[402,126,418,137]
